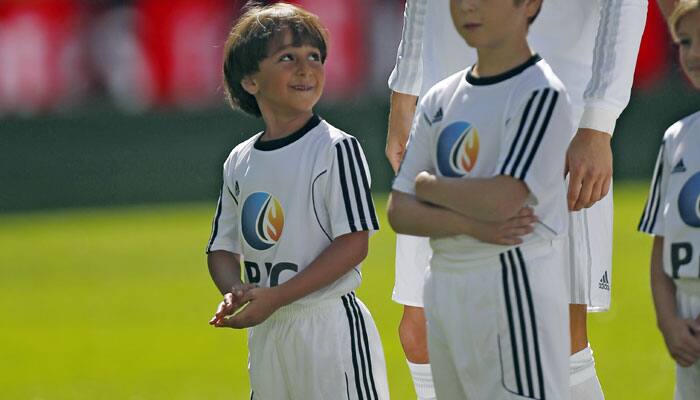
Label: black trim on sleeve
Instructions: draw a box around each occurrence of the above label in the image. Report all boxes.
[350,138,380,230]
[343,140,369,231]
[206,189,224,253]
[254,114,321,151]
[466,54,542,86]
[500,89,559,180]
[335,143,358,232]
[639,144,665,233]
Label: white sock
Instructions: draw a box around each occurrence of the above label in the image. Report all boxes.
[407,360,436,400]
[570,345,604,400]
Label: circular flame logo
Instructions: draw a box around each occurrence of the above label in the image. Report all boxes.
[241,192,285,250]
[678,172,700,228]
[436,121,480,177]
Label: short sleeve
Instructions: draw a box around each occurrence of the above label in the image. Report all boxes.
[206,166,241,254]
[392,100,435,195]
[496,88,573,204]
[638,141,668,235]
[325,137,380,238]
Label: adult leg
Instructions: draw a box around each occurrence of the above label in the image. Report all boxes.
[394,234,436,400]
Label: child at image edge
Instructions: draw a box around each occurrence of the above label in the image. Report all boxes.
[388,0,575,398]
[638,1,700,398]
[205,3,389,399]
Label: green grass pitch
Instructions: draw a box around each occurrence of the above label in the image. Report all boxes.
[0,183,674,399]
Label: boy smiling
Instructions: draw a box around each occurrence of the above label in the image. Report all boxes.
[206,3,389,399]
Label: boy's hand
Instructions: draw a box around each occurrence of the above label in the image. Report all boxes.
[470,207,537,245]
[213,287,282,329]
[659,316,700,367]
[208,283,256,326]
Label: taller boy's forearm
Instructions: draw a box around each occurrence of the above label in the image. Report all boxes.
[415,174,530,222]
[386,91,418,172]
[387,190,475,237]
[207,250,243,295]
[271,231,369,307]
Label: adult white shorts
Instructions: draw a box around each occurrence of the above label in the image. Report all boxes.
[392,233,431,307]
[248,293,389,400]
[568,190,613,311]
[673,280,700,400]
[424,239,570,400]
[393,192,613,312]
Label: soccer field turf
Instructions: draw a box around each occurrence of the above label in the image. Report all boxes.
[0,183,673,399]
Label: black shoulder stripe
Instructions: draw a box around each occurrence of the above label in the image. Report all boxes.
[508,89,551,177]
[518,90,559,180]
[335,143,358,232]
[342,139,369,231]
[350,138,380,230]
[500,90,539,175]
[639,145,665,233]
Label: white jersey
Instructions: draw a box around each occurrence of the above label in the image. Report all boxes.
[207,115,380,304]
[388,0,647,133]
[392,56,574,263]
[639,111,700,280]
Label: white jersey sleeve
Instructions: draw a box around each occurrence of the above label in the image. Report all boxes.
[638,140,669,235]
[392,98,436,195]
[325,137,380,237]
[496,87,573,206]
[206,160,242,254]
[387,0,426,96]
[580,0,647,134]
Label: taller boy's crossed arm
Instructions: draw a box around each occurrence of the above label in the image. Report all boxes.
[388,96,537,245]
[411,86,571,227]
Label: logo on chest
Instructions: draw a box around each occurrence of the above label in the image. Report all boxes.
[241,192,285,250]
[436,121,480,177]
[678,171,700,228]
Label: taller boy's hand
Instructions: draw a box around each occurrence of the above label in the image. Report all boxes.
[215,287,282,329]
[565,128,612,211]
[470,207,537,245]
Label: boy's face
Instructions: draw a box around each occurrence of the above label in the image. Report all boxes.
[450,0,538,50]
[243,29,325,118]
[677,8,700,89]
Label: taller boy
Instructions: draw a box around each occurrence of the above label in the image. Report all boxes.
[206,3,389,399]
[389,0,574,398]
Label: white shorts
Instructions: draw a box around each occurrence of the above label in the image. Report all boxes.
[568,190,613,311]
[393,192,613,311]
[673,281,700,400]
[248,293,389,400]
[424,239,570,400]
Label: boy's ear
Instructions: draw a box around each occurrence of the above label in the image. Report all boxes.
[241,76,258,95]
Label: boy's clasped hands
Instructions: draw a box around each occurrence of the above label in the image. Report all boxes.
[208,282,280,329]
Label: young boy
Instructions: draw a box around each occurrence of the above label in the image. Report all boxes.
[639,2,700,398]
[387,0,574,398]
[205,3,389,399]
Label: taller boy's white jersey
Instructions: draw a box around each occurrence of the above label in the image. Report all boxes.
[393,55,574,261]
[207,115,380,304]
[639,111,700,280]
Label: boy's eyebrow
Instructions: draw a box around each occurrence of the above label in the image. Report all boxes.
[268,43,320,56]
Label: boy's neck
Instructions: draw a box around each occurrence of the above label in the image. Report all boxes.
[261,111,315,141]
[472,39,534,79]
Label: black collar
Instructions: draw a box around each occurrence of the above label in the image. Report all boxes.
[254,114,322,151]
[466,54,542,86]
